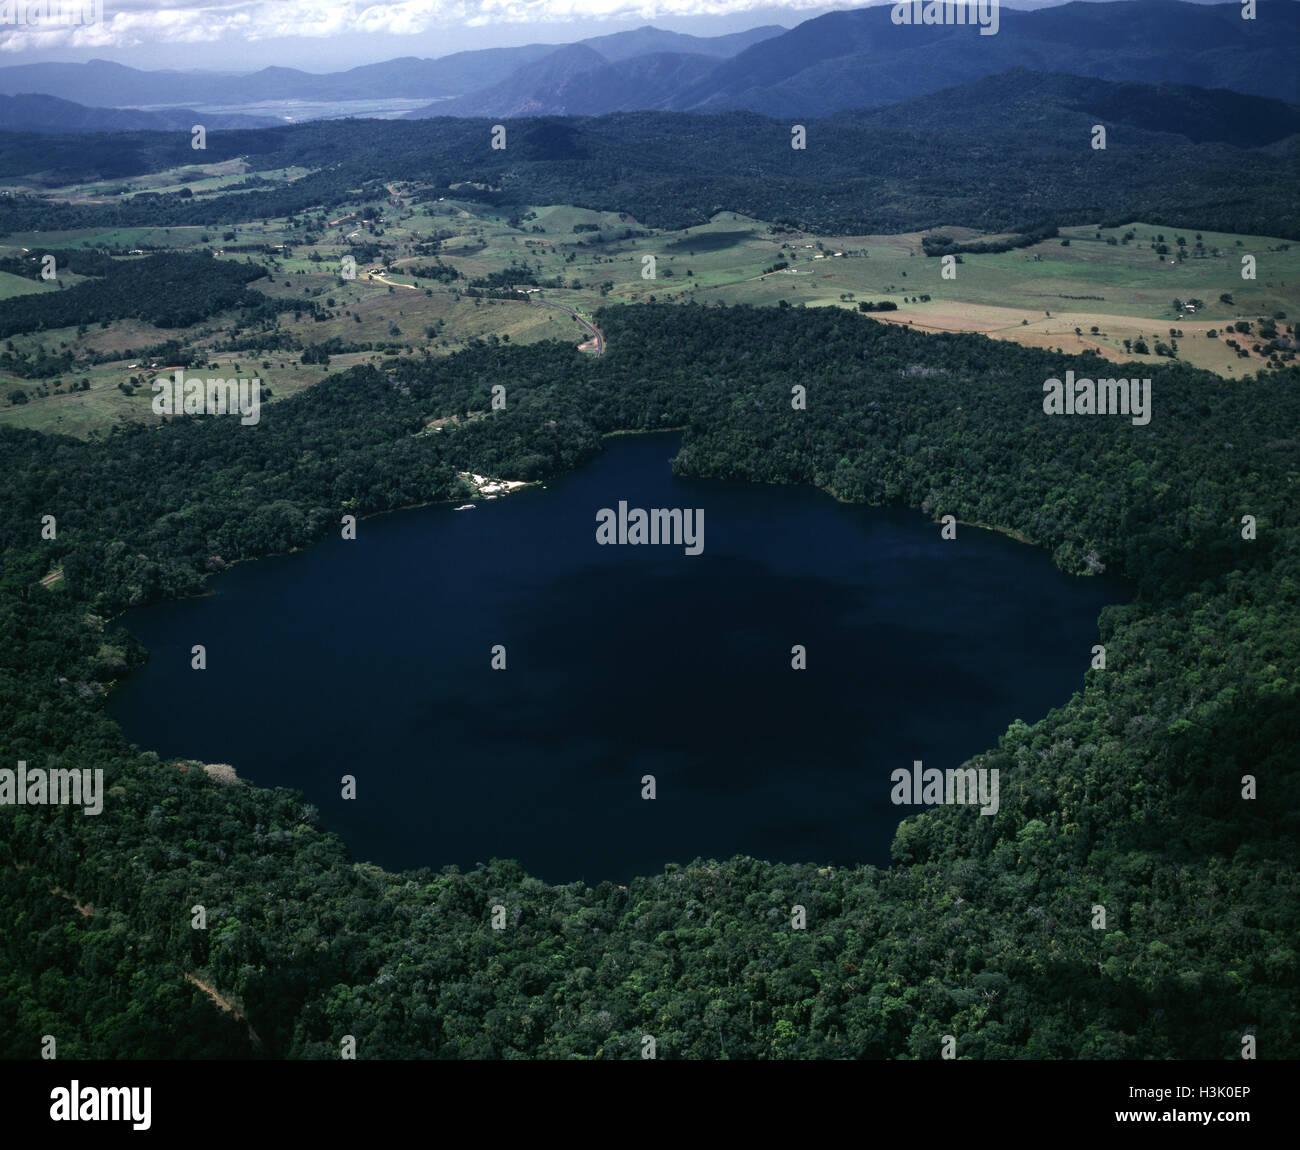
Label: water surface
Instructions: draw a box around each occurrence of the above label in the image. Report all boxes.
[110,433,1123,882]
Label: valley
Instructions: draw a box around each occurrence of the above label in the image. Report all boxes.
[2,171,1294,438]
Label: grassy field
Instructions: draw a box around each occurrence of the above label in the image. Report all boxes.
[0,161,314,204]
[788,222,1296,376]
[0,269,70,299]
[3,167,1295,437]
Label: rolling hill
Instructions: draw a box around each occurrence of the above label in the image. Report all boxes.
[0,93,277,134]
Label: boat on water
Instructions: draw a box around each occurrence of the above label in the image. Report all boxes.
[454,503,476,511]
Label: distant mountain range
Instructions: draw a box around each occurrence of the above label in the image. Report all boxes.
[0,24,784,111]
[429,44,724,117]
[420,1,1300,118]
[0,2,1294,132]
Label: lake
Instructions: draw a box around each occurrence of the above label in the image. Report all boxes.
[109,432,1124,883]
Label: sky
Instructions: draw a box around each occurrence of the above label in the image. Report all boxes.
[0,1,1229,72]
[0,1,841,69]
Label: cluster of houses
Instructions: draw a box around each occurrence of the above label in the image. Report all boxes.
[457,471,528,499]
[799,243,846,260]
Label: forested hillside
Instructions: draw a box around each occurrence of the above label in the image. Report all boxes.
[1,304,1295,1058]
[2,71,1298,238]
[0,253,295,337]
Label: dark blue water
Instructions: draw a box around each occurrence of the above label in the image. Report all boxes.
[109,433,1123,882]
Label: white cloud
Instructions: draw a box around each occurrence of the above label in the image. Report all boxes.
[0,0,857,53]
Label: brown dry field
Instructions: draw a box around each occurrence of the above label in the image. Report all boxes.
[853,303,1256,374]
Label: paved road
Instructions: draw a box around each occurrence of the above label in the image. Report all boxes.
[530,298,606,355]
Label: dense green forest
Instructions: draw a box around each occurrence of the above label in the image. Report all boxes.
[0,253,306,338]
[0,249,118,278]
[922,224,1060,258]
[1,303,1296,1058]
[2,70,1298,239]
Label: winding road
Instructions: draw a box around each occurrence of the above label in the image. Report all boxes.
[529,297,605,355]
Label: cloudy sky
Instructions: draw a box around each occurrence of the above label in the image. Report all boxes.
[2,1,1176,70]
[1,1,863,69]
